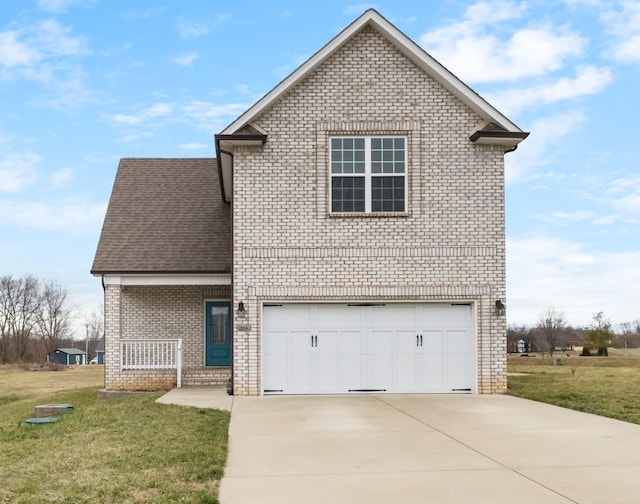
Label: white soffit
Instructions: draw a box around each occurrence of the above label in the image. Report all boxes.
[220,9,524,136]
[103,274,231,286]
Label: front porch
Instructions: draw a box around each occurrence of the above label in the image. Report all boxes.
[102,281,232,392]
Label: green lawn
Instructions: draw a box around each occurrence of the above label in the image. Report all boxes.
[508,350,640,425]
[0,366,230,504]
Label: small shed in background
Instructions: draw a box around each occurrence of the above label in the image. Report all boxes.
[47,348,87,366]
[95,337,105,364]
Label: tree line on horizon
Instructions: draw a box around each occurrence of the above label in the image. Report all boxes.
[0,274,103,364]
[508,308,640,356]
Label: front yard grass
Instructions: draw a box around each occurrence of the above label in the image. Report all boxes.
[508,350,640,425]
[0,366,229,504]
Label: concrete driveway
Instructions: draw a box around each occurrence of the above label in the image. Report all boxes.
[219,394,640,504]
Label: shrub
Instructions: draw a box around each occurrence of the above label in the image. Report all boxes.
[581,347,592,356]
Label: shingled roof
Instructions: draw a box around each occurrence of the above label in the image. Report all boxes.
[91,158,231,275]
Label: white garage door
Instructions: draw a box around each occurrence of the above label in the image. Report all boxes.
[262,303,474,395]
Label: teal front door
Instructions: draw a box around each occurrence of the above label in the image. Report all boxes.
[205,302,231,366]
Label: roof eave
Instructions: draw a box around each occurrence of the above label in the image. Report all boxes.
[469,131,530,148]
[214,133,267,203]
[90,269,231,276]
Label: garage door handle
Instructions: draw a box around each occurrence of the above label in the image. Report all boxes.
[416,335,419,347]
[420,335,423,346]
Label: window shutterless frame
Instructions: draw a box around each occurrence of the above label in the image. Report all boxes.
[330,136,407,214]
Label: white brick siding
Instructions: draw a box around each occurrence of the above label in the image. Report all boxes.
[231,27,507,395]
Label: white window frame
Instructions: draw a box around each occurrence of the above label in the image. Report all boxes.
[330,136,407,214]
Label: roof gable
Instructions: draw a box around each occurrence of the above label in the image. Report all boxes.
[221,9,525,137]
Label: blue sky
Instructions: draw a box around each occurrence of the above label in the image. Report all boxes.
[1,0,639,334]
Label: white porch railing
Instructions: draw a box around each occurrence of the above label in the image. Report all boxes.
[120,338,183,387]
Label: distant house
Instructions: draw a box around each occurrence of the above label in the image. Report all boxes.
[95,337,105,365]
[47,348,87,366]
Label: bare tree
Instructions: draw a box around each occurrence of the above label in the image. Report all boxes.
[36,280,75,353]
[6,274,40,361]
[0,276,13,363]
[537,308,567,356]
[84,307,104,341]
[0,274,76,362]
[618,320,640,350]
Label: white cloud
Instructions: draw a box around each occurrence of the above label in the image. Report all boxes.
[0,32,40,67]
[170,52,199,67]
[507,234,640,325]
[466,1,525,24]
[486,66,613,116]
[146,102,172,117]
[419,2,585,83]
[176,17,209,39]
[0,198,107,234]
[180,142,208,151]
[235,84,252,94]
[274,64,291,78]
[0,152,41,192]
[181,101,249,128]
[277,9,293,18]
[606,176,640,213]
[38,0,96,13]
[344,4,378,15]
[612,34,640,63]
[603,0,640,63]
[532,210,595,224]
[0,19,91,105]
[34,19,88,57]
[592,215,623,225]
[51,168,74,188]
[505,110,586,184]
[108,113,143,125]
[120,8,166,22]
[106,98,250,137]
[28,73,95,109]
[106,102,172,125]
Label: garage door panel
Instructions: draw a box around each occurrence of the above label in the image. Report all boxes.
[423,305,468,327]
[317,305,361,327]
[339,330,362,354]
[263,330,287,355]
[446,329,471,353]
[290,331,313,355]
[372,305,416,328]
[262,354,287,391]
[423,354,444,391]
[371,330,393,354]
[445,354,473,391]
[422,330,444,353]
[263,303,475,394]
[264,305,311,329]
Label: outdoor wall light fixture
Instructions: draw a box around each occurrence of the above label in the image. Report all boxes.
[237,302,246,318]
[495,300,506,316]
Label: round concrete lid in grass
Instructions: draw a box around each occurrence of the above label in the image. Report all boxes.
[25,417,59,425]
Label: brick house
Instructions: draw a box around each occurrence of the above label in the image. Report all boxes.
[91,10,527,395]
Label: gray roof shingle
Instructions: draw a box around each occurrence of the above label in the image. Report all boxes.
[91,158,231,274]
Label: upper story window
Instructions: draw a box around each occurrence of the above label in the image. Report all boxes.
[330,136,406,214]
